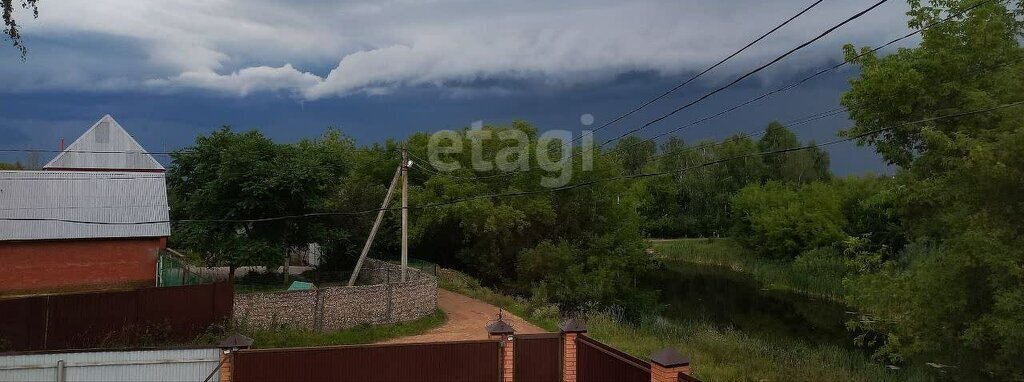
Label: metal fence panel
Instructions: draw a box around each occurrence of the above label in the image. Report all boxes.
[233,340,501,382]
[46,290,140,349]
[0,297,46,351]
[514,333,561,382]
[577,335,650,382]
[0,282,232,352]
[0,348,221,382]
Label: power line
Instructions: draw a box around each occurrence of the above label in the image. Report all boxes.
[0,148,182,156]
[593,0,890,150]
[646,107,848,164]
[1,0,995,164]
[606,0,997,155]
[407,151,532,181]
[0,175,166,181]
[0,0,977,170]
[1,0,1004,184]
[4,100,1019,225]
[409,41,1016,181]
[574,0,829,141]
[645,51,1021,163]
[6,53,1017,185]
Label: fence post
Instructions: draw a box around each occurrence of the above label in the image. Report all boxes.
[386,269,393,323]
[315,287,325,332]
[215,334,254,382]
[559,318,587,382]
[54,359,65,382]
[486,312,515,382]
[649,348,690,382]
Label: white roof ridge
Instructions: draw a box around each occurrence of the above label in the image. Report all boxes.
[43,115,164,171]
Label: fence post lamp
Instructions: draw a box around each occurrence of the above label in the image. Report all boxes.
[210,334,254,382]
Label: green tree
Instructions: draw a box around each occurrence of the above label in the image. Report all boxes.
[639,134,769,238]
[758,122,801,176]
[167,127,352,282]
[403,122,654,315]
[3,0,39,58]
[758,122,831,183]
[614,136,657,175]
[167,128,282,283]
[637,137,694,237]
[0,161,23,170]
[841,0,1024,378]
[731,181,847,260]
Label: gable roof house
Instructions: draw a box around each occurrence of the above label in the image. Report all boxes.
[44,114,166,172]
[0,116,170,297]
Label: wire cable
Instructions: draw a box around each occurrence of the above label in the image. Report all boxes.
[644,51,1021,163]
[592,0,890,150]
[606,0,997,155]
[6,53,1017,185]
[4,100,1018,225]
[580,0,829,140]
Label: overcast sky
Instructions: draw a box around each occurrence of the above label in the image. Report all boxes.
[0,0,917,174]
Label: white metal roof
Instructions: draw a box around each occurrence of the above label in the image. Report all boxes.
[44,114,165,171]
[0,170,170,241]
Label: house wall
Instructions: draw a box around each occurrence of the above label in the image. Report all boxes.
[0,237,166,297]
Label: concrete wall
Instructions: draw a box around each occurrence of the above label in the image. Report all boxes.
[234,259,438,331]
[0,237,165,297]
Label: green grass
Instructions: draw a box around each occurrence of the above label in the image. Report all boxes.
[233,283,291,294]
[651,238,847,301]
[585,314,929,382]
[438,266,923,382]
[437,268,561,331]
[232,309,447,348]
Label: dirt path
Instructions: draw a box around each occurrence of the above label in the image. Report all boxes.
[383,289,545,344]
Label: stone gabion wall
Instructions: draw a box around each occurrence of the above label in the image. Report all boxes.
[233,289,319,329]
[233,259,438,331]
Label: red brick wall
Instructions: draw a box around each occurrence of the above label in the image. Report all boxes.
[564,332,579,382]
[0,237,166,296]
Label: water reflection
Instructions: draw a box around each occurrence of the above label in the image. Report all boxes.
[643,262,853,347]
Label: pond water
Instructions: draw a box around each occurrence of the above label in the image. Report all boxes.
[642,261,856,347]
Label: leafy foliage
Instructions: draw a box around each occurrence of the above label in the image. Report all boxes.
[2,0,39,58]
[637,123,829,238]
[0,161,23,170]
[168,122,655,316]
[731,181,847,260]
[838,1,1024,378]
[167,127,352,281]
[405,123,655,315]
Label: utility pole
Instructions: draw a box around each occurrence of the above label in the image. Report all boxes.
[401,146,410,282]
[348,165,402,286]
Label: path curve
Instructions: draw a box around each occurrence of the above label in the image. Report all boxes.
[383,289,545,343]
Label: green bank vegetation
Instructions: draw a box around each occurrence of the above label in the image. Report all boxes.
[651,238,848,301]
[168,1,1024,378]
[196,310,447,349]
[440,267,926,382]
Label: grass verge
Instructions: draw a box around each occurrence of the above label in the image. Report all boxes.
[437,268,560,331]
[586,314,928,382]
[217,309,447,348]
[439,267,924,382]
[651,238,846,301]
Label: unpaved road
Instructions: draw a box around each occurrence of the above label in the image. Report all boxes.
[383,289,545,343]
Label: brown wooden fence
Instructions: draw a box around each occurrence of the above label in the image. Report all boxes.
[577,334,651,382]
[514,333,561,382]
[0,282,233,351]
[232,340,501,382]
